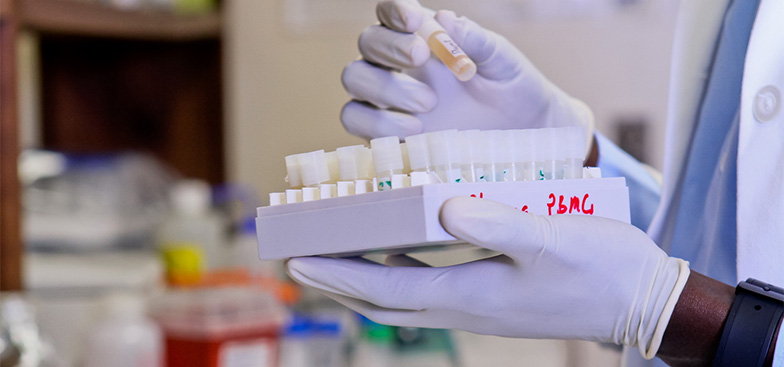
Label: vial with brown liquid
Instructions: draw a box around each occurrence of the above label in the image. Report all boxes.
[416,17,477,82]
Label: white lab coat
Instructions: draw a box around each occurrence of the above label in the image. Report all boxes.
[648,0,784,288]
[621,0,784,365]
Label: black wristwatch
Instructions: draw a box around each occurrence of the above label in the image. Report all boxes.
[712,278,784,367]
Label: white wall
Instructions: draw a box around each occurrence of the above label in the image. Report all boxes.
[225,0,679,202]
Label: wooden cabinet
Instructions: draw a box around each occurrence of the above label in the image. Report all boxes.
[0,0,225,290]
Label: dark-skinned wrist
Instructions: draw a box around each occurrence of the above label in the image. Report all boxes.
[657,272,735,367]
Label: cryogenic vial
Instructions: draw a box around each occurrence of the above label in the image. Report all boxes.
[459,129,486,182]
[511,129,538,181]
[405,133,431,173]
[299,150,331,187]
[416,15,476,82]
[370,136,404,191]
[337,145,374,181]
[325,151,340,183]
[285,154,303,188]
[482,130,512,182]
[427,130,465,183]
[539,128,565,180]
[404,133,435,185]
[563,127,586,179]
[530,129,548,180]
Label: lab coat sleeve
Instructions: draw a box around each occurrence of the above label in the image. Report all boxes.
[595,133,662,232]
[774,326,784,367]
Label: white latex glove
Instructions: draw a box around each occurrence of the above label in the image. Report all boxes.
[341,0,594,145]
[287,197,690,359]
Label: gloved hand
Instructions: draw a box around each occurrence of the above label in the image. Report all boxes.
[287,197,690,359]
[341,0,594,146]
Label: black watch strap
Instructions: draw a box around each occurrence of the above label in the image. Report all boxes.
[713,278,784,367]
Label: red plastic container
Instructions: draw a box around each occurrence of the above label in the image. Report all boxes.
[151,287,285,367]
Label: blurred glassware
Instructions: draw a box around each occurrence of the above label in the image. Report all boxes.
[21,150,175,251]
[0,294,62,367]
[84,292,163,367]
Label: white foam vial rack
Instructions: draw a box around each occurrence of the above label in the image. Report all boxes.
[255,178,630,260]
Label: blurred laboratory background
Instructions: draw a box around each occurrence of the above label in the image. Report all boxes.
[1,0,678,366]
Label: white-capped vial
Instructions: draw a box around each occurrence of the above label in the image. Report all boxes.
[284,154,303,188]
[459,129,486,182]
[285,189,303,204]
[531,129,548,180]
[298,150,331,187]
[302,187,320,202]
[540,128,565,180]
[416,16,476,82]
[319,184,337,199]
[269,192,286,206]
[483,130,512,182]
[337,181,356,197]
[405,133,432,173]
[355,180,373,194]
[370,136,404,191]
[427,130,465,184]
[337,145,374,181]
[325,151,340,183]
[410,171,432,186]
[510,129,538,181]
[563,127,586,179]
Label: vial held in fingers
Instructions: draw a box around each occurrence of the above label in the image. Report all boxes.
[416,17,477,82]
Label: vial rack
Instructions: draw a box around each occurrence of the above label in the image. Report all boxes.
[256,128,629,260]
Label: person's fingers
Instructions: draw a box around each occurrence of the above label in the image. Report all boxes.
[376,0,424,33]
[434,10,527,81]
[342,60,437,113]
[341,100,423,140]
[439,197,556,260]
[317,290,462,330]
[358,25,430,69]
[287,256,454,311]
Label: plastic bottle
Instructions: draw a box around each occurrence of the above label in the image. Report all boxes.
[85,293,163,367]
[157,180,226,273]
[230,217,284,279]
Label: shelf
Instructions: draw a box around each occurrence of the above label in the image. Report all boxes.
[18,0,221,40]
